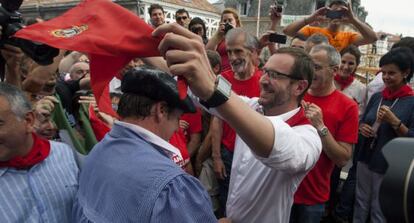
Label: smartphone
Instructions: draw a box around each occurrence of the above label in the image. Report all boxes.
[326,10,345,19]
[269,33,287,44]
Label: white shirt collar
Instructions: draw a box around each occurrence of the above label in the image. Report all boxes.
[115,120,183,161]
[266,107,301,121]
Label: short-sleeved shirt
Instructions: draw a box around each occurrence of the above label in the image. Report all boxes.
[169,109,202,164]
[294,90,359,205]
[300,26,360,51]
[220,69,262,152]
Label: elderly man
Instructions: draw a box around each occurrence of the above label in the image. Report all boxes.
[209,28,262,210]
[283,0,377,51]
[68,61,90,81]
[291,44,359,223]
[0,83,79,223]
[72,67,228,222]
[153,24,322,223]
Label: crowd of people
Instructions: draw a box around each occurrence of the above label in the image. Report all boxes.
[1,0,414,222]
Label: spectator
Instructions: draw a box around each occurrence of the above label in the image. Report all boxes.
[0,83,79,223]
[72,66,229,222]
[290,34,307,49]
[175,8,190,27]
[291,44,359,223]
[283,0,377,51]
[206,8,242,72]
[169,108,203,175]
[367,36,414,101]
[148,4,165,28]
[354,47,414,223]
[210,28,262,213]
[335,45,367,116]
[189,17,208,44]
[67,61,89,81]
[304,33,329,53]
[153,24,322,222]
[332,45,367,222]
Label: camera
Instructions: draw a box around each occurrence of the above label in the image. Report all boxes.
[269,33,287,44]
[0,2,59,68]
[326,9,345,19]
[379,138,414,223]
[224,23,233,34]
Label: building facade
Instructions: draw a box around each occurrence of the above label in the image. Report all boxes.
[214,0,368,36]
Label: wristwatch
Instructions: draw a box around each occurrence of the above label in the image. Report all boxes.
[200,75,232,108]
[318,126,329,137]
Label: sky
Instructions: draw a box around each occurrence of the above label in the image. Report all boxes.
[362,0,414,37]
[208,0,414,37]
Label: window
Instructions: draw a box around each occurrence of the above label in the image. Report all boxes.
[238,0,251,16]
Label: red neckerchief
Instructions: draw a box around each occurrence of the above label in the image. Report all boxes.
[382,85,414,100]
[0,133,51,170]
[334,74,354,90]
[285,107,311,126]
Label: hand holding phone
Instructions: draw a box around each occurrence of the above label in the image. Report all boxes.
[269,33,287,44]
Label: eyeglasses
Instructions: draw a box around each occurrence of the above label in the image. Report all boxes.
[176,16,188,21]
[263,68,303,80]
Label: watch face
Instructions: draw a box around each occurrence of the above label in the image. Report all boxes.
[319,127,328,136]
[217,75,232,97]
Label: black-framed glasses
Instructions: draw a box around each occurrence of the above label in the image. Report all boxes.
[263,68,303,80]
[176,16,188,20]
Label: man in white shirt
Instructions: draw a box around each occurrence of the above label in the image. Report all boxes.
[154,24,322,222]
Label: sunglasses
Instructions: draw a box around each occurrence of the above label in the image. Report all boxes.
[176,16,188,21]
[263,68,303,80]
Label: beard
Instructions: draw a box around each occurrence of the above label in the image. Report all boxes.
[230,59,247,74]
[258,84,292,110]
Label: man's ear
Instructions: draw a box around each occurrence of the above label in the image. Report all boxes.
[331,65,339,74]
[154,102,169,122]
[294,80,309,97]
[24,111,36,134]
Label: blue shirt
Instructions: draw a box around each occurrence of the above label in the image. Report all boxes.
[0,141,79,223]
[72,122,217,223]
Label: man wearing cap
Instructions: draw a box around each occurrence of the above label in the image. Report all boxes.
[283,0,377,52]
[72,66,223,222]
[153,24,322,223]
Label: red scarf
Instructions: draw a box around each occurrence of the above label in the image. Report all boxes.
[382,85,414,100]
[334,74,354,91]
[0,134,51,169]
[286,108,311,126]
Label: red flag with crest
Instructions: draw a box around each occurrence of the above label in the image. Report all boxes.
[14,0,161,116]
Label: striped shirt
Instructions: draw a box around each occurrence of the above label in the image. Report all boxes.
[0,141,79,223]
